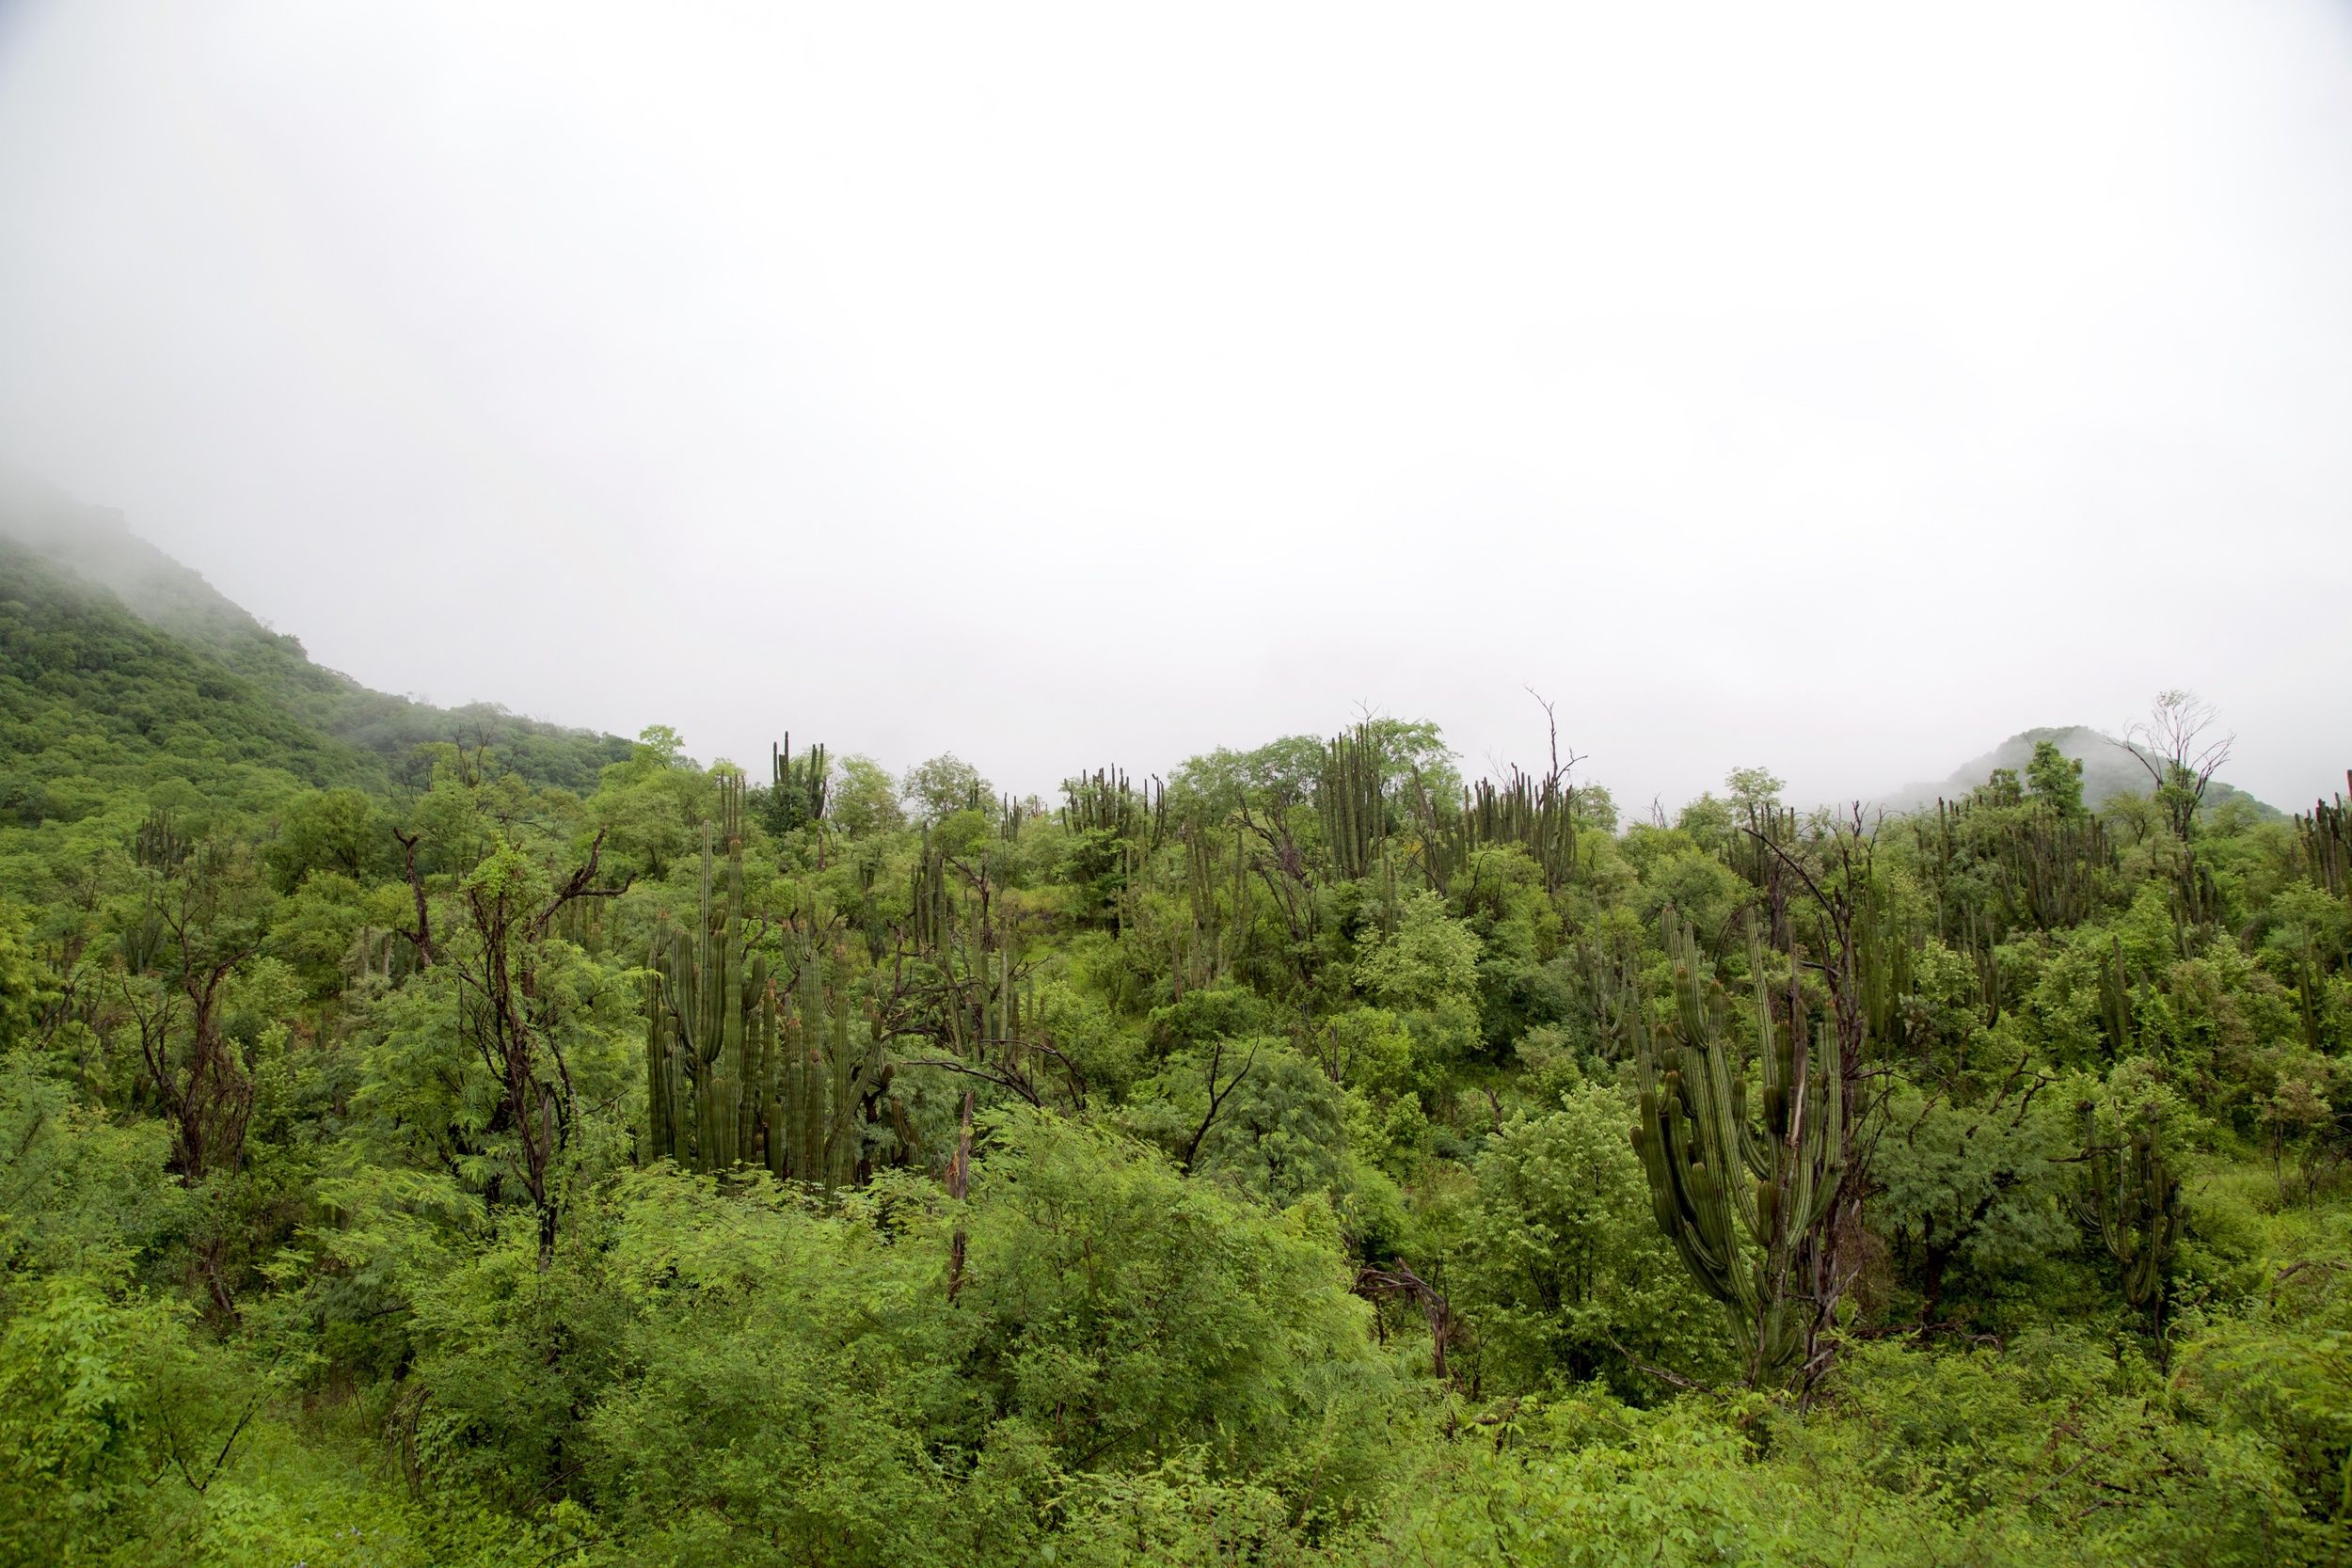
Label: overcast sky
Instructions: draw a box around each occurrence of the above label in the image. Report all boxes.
[1,1,2347,813]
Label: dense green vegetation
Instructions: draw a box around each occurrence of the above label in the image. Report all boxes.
[1,534,2346,1566]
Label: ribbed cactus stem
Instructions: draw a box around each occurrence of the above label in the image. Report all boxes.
[644,774,894,1183]
[2080,1104,2180,1315]
[1625,911,1844,1384]
[2295,770,2352,901]
[1316,724,1386,881]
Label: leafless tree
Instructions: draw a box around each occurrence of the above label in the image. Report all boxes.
[1523,685,1588,800]
[2119,689,2233,841]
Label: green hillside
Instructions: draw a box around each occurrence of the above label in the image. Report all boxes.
[0,488,630,816]
[0,533,379,821]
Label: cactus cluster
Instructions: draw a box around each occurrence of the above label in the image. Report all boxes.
[911,830,952,955]
[645,775,894,1185]
[1727,803,1804,902]
[2097,937,2136,1053]
[2011,812,2111,930]
[1411,768,1578,895]
[940,935,1029,1056]
[1058,767,1164,844]
[907,826,1033,1053]
[1175,817,1248,994]
[1059,767,1164,930]
[2078,1107,2180,1315]
[1894,787,2124,1025]
[1317,725,1387,881]
[1624,913,1845,1384]
[1851,878,1920,1050]
[763,733,829,836]
[2296,770,2351,901]
[134,807,188,873]
[1913,791,2117,942]
[997,793,1029,840]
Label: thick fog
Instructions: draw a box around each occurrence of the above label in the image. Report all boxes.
[2,1,2348,813]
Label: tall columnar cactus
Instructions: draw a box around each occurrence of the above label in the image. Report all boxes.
[646,774,757,1167]
[1852,879,1917,1051]
[134,807,188,873]
[646,774,890,1186]
[2296,770,2352,902]
[1317,724,1386,881]
[1171,815,1249,996]
[1059,767,1163,843]
[1407,767,1579,896]
[771,950,894,1187]
[903,825,1036,1083]
[2097,938,2135,1054]
[2079,1106,2180,1317]
[1626,912,1845,1384]
[1906,789,2119,1027]
[764,733,830,835]
[1059,767,1162,929]
[1472,768,1576,890]
[912,830,952,955]
[2003,809,2111,930]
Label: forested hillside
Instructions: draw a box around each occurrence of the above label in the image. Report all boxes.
[1,535,2346,1566]
[0,489,632,814]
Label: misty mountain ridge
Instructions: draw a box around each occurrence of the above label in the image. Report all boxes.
[0,471,284,653]
[0,485,2285,822]
[0,482,630,807]
[1876,724,2280,820]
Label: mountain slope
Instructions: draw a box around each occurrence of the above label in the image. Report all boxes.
[1879,723,2280,818]
[0,484,631,811]
[0,534,378,827]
